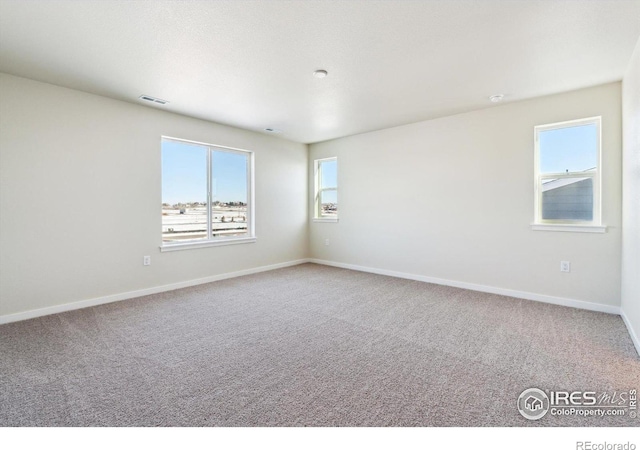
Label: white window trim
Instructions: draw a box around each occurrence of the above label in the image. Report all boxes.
[160,136,256,251]
[532,116,606,232]
[314,157,338,222]
[530,224,606,233]
[160,236,257,252]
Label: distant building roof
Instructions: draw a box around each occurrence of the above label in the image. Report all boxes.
[542,168,595,192]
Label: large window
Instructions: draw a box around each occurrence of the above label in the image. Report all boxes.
[314,157,338,221]
[161,137,254,250]
[533,117,602,231]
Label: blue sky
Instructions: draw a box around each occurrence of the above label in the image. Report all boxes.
[162,140,247,205]
[320,159,337,203]
[539,123,597,174]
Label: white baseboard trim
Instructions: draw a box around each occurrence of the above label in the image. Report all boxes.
[0,258,311,325]
[1,257,624,329]
[620,310,640,357]
[309,258,621,315]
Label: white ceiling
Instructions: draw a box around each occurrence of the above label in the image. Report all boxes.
[1,0,639,144]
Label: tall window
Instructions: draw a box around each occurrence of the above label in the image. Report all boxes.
[314,157,338,221]
[534,117,601,228]
[161,137,254,249]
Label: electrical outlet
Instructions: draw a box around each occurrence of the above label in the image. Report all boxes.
[325,239,330,246]
[143,256,151,266]
[560,261,570,273]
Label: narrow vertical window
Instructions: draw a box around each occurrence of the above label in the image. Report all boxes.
[534,117,602,230]
[314,157,338,221]
[161,137,254,250]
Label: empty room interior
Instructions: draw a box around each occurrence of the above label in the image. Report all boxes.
[2,0,640,430]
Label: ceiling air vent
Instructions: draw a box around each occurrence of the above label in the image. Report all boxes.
[139,95,169,105]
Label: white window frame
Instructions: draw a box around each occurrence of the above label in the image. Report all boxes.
[313,157,338,222]
[160,136,256,251]
[532,116,605,233]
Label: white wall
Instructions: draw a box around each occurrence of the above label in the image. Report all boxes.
[0,73,308,318]
[0,73,628,321]
[310,83,622,309]
[621,38,640,352]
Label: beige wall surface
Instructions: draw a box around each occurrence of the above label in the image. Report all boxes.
[0,73,308,317]
[310,83,622,307]
[0,73,627,319]
[621,39,640,345]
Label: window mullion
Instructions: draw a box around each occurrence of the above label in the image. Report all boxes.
[247,151,252,238]
[207,147,212,241]
[318,163,323,218]
[315,161,321,218]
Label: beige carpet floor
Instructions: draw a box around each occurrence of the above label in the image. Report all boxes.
[1,263,639,426]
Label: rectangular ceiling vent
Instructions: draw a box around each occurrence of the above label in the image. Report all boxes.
[139,95,169,105]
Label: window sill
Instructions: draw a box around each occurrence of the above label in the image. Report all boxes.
[530,224,606,233]
[313,217,339,223]
[160,236,257,252]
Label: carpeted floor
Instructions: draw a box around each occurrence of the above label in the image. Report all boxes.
[1,263,639,426]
